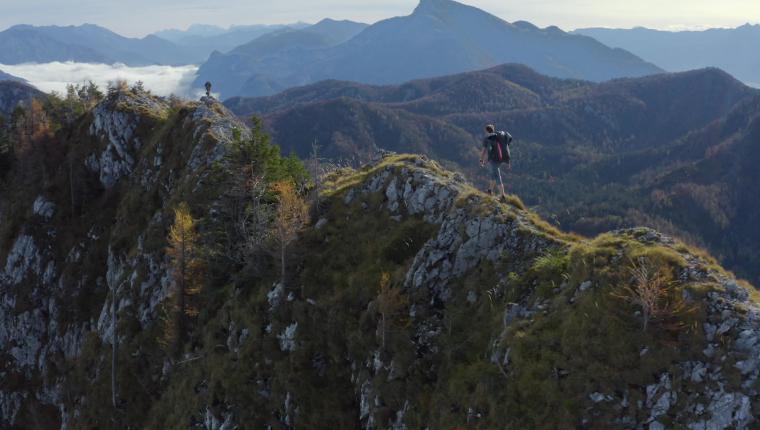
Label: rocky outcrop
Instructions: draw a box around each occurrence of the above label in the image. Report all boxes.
[405,209,554,301]
[187,98,250,172]
[1,234,42,285]
[312,158,760,429]
[0,89,248,429]
[332,156,567,426]
[87,90,169,188]
[32,195,56,220]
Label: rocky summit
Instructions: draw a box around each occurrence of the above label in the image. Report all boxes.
[1,87,759,429]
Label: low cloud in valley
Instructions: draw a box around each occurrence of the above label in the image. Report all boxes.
[0,62,199,97]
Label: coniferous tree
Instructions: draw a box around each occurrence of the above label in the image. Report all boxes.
[270,181,309,287]
[164,202,204,355]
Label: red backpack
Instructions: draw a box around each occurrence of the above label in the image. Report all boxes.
[488,131,512,164]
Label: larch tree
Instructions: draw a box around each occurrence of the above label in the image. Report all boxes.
[615,257,692,331]
[165,202,204,355]
[270,181,309,287]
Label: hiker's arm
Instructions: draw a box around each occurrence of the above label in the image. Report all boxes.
[479,148,487,166]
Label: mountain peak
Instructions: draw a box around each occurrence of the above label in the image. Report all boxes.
[412,0,467,16]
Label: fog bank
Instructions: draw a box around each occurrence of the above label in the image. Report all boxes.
[0,62,199,97]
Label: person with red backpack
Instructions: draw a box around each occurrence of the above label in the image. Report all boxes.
[480,124,512,199]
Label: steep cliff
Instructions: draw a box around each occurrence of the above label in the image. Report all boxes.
[1,90,759,429]
[0,88,249,428]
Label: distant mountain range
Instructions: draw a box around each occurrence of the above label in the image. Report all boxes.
[574,24,760,87]
[225,64,760,283]
[195,0,662,98]
[193,18,371,97]
[152,23,311,61]
[0,20,367,68]
[0,24,197,66]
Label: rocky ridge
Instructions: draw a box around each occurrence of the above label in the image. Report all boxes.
[0,91,759,428]
[316,156,760,429]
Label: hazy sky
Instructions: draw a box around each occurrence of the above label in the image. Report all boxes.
[0,0,758,37]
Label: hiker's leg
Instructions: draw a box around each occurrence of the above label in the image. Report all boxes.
[491,163,506,197]
[497,168,506,197]
[486,168,496,194]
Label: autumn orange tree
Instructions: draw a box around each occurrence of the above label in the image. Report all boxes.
[164,202,205,355]
[270,181,309,287]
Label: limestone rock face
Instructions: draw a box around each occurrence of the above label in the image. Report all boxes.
[188,99,250,172]
[317,158,760,430]
[1,234,42,286]
[32,195,56,219]
[87,90,169,187]
[0,88,246,429]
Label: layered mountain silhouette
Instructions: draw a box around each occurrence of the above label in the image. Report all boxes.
[193,18,371,97]
[0,24,196,65]
[195,0,662,98]
[225,64,760,283]
[152,23,311,62]
[574,24,760,87]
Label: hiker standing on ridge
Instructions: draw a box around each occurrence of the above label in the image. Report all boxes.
[480,124,512,200]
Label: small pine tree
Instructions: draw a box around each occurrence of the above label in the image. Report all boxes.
[82,81,103,109]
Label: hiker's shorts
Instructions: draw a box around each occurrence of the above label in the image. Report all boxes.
[489,162,503,184]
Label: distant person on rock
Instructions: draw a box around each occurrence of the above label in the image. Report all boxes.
[480,124,512,200]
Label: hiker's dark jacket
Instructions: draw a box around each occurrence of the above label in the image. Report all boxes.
[483,131,512,162]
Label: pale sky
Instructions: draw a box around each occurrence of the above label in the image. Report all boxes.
[0,0,758,37]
